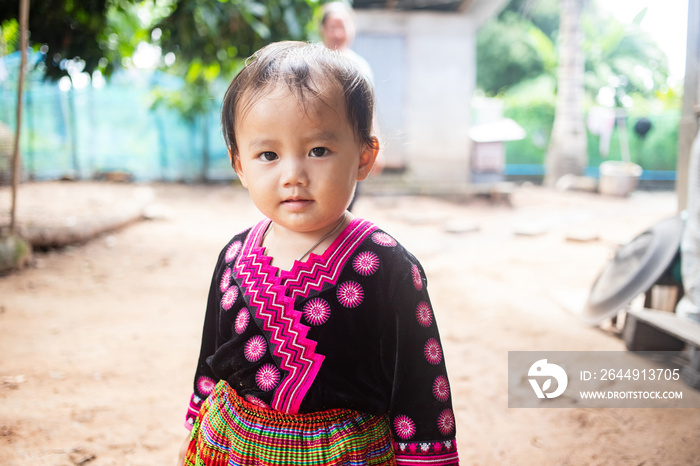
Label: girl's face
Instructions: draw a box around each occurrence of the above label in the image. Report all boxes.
[232,85,377,237]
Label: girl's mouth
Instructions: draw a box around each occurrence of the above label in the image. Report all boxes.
[282,198,313,211]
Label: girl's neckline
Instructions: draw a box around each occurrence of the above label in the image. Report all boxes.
[261,213,348,263]
[254,217,361,277]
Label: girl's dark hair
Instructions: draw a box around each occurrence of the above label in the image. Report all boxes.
[221,41,375,158]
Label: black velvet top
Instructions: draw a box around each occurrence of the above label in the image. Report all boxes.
[186,217,458,464]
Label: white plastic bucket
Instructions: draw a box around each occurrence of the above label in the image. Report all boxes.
[598,161,643,197]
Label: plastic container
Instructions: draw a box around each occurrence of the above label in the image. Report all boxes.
[598,161,643,197]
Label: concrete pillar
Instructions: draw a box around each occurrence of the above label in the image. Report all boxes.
[676,0,700,321]
[677,0,700,212]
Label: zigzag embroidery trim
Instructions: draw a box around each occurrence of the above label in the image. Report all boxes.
[232,219,376,413]
[281,218,377,300]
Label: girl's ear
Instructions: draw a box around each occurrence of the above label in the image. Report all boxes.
[229,148,248,188]
[357,137,379,181]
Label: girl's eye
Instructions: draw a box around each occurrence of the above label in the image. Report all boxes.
[258,152,278,162]
[309,147,329,158]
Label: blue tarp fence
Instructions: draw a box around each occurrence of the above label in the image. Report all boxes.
[1,51,233,182]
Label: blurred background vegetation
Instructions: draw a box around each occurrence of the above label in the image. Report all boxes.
[0,0,325,181]
[477,0,681,176]
[0,0,683,181]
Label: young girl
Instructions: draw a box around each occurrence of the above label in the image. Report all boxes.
[180,41,459,466]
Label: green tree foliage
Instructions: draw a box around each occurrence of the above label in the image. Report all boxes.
[0,0,323,181]
[479,0,678,174]
[476,0,559,95]
[150,0,321,120]
[0,0,322,118]
[0,17,18,55]
[507,0,560,38]
[477,0,670,101]
[582,7,669,105]
[0,0,133,80]
[476,12,547,95]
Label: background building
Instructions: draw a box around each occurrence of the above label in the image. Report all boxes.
[352,0,509,187]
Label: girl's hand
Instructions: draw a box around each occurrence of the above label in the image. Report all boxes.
[177,433,190,466]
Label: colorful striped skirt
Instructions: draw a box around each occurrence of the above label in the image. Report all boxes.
[185,380,396,466]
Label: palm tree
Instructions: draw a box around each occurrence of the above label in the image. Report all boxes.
[544,0,587,186]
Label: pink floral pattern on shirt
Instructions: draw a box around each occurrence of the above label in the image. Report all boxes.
[353,251,380,276]
[433,375,450,402]
[244,335,267,362]
[424,338,442,365]
[303,298,331,326]
[256,364,280,391]
[235,309,250,334]
[221,286,238,310]
[393,415,417,440]
[437,409,455,436]
[337,281,364,308]
[416,301,433,327]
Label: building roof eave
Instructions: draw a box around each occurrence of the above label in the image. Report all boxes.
[353,0,505,15]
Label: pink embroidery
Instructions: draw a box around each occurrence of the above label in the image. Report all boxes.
[235,220,326,413]
[244,335,267,362]
[185,393,204,430]
[437,409,455,435]
[245,395,270,410]
[225,241,242,262]
[353,251,379,276]
[303,298,331,326]
[412,264,423,290]
[234,219,376,413]
[337,281,364,308]
[283,219,377,302]
[372,231,397,247]
[220,268,232,293]
[256,364,280,391]
[235,309,249,334]
[221,286,239,310]
[393,415,416,440]
[424,338,442,365]
[393,440,459,464]
[433,375,450,402]
[416,301,433,327]
[196,376,216,396]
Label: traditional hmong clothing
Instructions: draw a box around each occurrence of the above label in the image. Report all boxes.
[185,218,459,465]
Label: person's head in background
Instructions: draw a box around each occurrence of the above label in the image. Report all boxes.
[320,2,356,52]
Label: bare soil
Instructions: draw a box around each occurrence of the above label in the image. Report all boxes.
[1,181,698,465]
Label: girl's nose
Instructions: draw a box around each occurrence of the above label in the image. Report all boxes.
[281,157,309,187]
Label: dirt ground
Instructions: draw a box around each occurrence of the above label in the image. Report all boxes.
[1,181,699,465]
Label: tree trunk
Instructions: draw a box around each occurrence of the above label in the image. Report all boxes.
[10,0,29,234]
[544,0,587,186]
[201,112,209,182]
